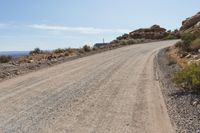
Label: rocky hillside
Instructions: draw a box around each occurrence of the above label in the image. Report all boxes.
[167,11,200,67]
[180,12,200,33]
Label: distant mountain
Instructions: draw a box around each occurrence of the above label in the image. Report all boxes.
[0,51,29,57]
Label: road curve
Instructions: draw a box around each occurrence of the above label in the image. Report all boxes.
[0,41,177,133]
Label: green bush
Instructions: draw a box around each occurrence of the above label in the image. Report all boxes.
[190,38,200,51]
[82,45,91,52]
[0,56,12,63]
[173,64,200,92]
[30,48,43,55]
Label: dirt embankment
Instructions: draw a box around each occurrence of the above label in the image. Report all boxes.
[156,48,200,132]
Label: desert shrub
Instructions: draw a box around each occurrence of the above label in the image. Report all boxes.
[116,36,123,40]
[164,34,178,40]
[92,47,98,51]
[119,40,127,46]
[175,41,191,52]
[173,64,200,92]
[177,32,200,52]
[175,40,191,52]
[181,33,197,45]
[65,48,75,54]
[30,48,43,55]
[78,49,85,54]
[64,52,69,56]
[0,55,12,63]
[190,38,200,51]
[126,39,137,45]
[174,41,183,48]
[82,45,91,52]
[54,48,66,54]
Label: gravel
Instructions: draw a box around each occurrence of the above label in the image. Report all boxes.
[156,48,200,133]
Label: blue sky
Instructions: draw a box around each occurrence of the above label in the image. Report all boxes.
[0,0,199,51]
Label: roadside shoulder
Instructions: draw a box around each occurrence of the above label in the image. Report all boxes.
[155,48,200,132]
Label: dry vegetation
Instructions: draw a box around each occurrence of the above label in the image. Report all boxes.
[169,32,200,92]
[0,56,12,63]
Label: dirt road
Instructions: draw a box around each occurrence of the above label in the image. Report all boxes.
[0,41,177,133]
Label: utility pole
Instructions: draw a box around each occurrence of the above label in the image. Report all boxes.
[103,38,105,44]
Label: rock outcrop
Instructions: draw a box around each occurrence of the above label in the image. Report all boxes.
[116,25,168,41]
[180,12,200,32]
[129,25,167,39]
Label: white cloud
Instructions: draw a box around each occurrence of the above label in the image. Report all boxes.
[29,24,130,34]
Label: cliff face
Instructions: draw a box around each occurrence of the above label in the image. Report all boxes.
[180,12,200,33]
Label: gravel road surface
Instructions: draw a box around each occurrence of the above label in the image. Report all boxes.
[0,41,177,133]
